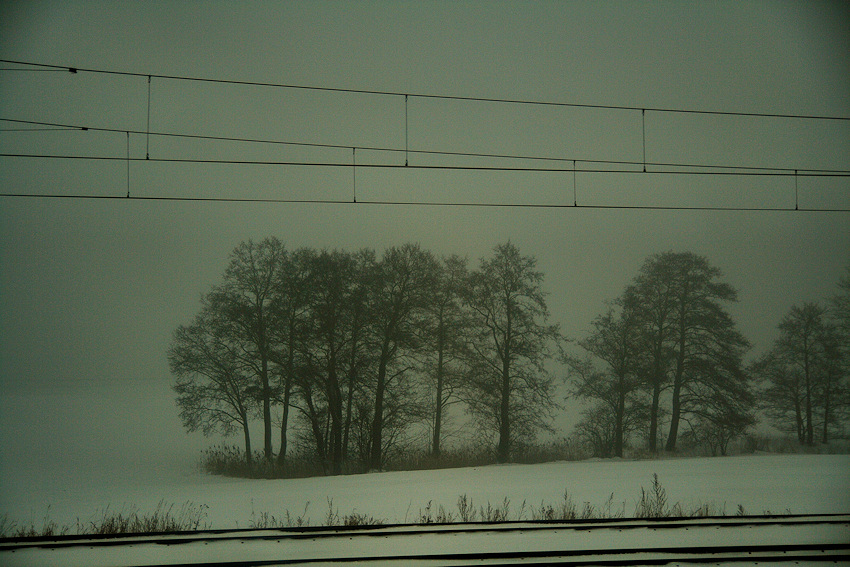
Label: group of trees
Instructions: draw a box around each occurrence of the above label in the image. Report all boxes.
[567,252,754,457]
[171,239,849,474]
[752,269,850,445]
[169,239,562,472]
[569,255,849,458]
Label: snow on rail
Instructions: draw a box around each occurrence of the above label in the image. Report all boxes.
[2,514,848,566]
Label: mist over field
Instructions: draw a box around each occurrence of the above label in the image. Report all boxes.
[1,1,848,529]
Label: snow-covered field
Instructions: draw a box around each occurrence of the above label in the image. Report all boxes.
[2,454,848,530]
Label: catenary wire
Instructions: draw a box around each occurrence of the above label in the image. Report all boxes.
[2,58,849,122]
[2,152,848,177]
[0,191,847,213]
[2,119,848,176]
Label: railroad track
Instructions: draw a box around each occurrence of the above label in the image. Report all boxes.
[2,514,848,566]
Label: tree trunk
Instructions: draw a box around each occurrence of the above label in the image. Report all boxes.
[343,380,354,464]
[432,374,443,458]
[328,364,343,475]
[614,386,625,458]
[302,388,327,465]
[666,379,682,452]
[666,314,687,452]
[278,376,291,466]
[432,324,445,458]
[803,343,814,445]
[647,334,664,453]
[369,342,389,470]
[822,378,831,445]
[649,382,661,452]
[343,327,359,464]
[260,355,273,460]
[242,418,253,467]
[277,325,297,466]
[497,354,511,463]
[794,396,803,444]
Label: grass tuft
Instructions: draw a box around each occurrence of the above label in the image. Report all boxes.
[1,474,780,538]
[0,501,208,538]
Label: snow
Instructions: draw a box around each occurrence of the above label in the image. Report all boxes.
[4,516,849,566]
[1,453,848,530]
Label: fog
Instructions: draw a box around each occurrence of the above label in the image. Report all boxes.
[1,2,848,510]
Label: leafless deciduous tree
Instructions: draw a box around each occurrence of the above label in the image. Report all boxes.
[169,307,257,465]
[627,252,752,452]
[421,255,471,458]
[206,238,288,461]
[755,298,848,445]
[462,242,563,463]
[566,297,645,457]
[366,244,438,470]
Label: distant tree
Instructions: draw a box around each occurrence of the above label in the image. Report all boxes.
[776,303,827,445]
[366,244,438,470]
[751,350,806,442]
[271,247,314,466]
[422,255,471,458]
[827,267,850,440]
[757,302,850,445]
[206,238,288,461]
[573,404,617,457]
[832,267,850,338]
[301,249,378,474]
[340,249,376,466]
[284,249,377,474]
[169,307,256,465]
[816,323,846,443]
[627,252,751,452]
[566,297,644,457]
[624,257,677,452]
[462,242,563,463]
[681,365,755,455]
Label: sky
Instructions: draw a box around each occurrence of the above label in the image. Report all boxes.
[1,1,849,494]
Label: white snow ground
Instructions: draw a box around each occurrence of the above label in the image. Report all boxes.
[4,516,850,566]
[1,453,848,530]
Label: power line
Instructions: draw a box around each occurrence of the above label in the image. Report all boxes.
[0,127,81,132]
[2,119,848,176]
[3,153,848,177]
[0,191,847,213]
[2,58,849,122]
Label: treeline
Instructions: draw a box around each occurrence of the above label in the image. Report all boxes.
[751,271,850,446]
[170,240,850,475]
[169,239,561,474]
[568,254,849,458]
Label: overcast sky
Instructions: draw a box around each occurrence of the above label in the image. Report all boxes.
[1,2,848,494]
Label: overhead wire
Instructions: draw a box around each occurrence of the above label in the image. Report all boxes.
[1,118,848,176]
[1,152,848,177]
[1,60,847,211]
[0,191,846,213]
[2,58,849,122]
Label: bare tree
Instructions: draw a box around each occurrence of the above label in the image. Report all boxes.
[271,247,313,465]
[752,350,806,442]
[462,242,562,463]
[566,297,644,457]
[169,308,257,465]
[627,252,751,452]
[777,303,827,445]
[205,237,288,461]
[756,302,848,445]
[367,243,438,470]
[341,249,376,466]
[301,249,371,474]
[827,267,850,441]
[422,255,471,457]
[832,267,850,337]
[624,257,677,452]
